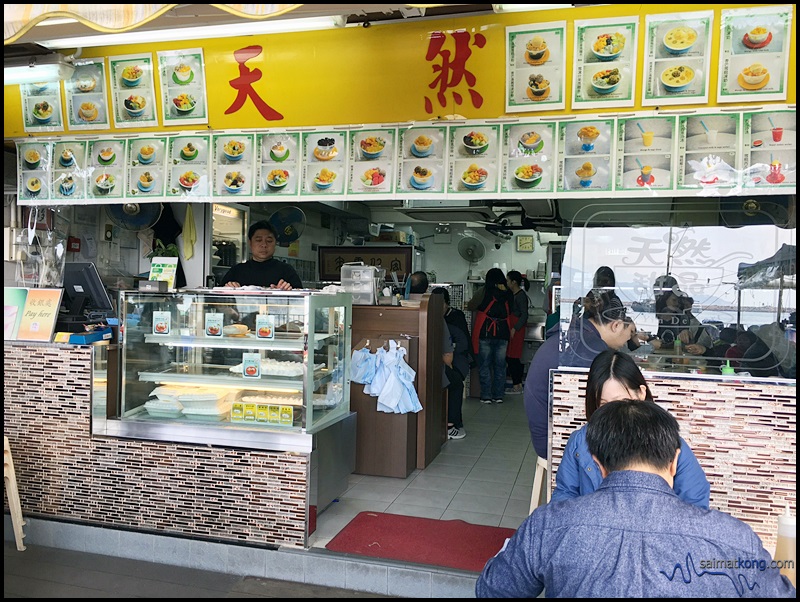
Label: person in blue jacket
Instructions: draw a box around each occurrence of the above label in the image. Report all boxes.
[552,349,711,509]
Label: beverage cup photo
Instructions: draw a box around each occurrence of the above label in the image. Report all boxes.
[641,131,654,147]
[772,127,784,142]
[706,129,719,145]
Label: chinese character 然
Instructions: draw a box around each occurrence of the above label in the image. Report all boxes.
[225,45,284,121]
[424,30,486,115]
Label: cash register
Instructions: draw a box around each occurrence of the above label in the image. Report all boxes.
[57,262,116,333]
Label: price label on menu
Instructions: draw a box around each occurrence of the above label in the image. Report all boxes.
[242,352,261,378]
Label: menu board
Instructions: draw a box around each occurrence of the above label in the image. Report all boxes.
[20,82,64,134]
[501,121,557,194]
[448,123,501,195]
[615,116,677,192]
[397,125,448,195]
[505,21,567,112]
[167,134,211,198]
[347,127,398,197]
[65,59,111,131]
[677,113,741,190]
[212,133,255,198]
[572,16,638,110]
[108,53,159,129]
[53,140,88,201]
[157,48,209,126]
[17,140,53,202]
[717,5,793,104]
[742,109,796,192]
[128,137,168,198]
[642,11,714,107]
[301,130,348,196]
[256,131,301,197]
[558,119,615,193]
[87,139,128,200]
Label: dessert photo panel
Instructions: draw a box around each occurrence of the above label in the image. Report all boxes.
[87,139,128,200]
[52,140,88,201]
[257,132,300,196]
[128,137,168,198]
[678,113,741,190]
[502,122,557,194]
[348,127,397,196]
[742,109,796,191]
[301,131,347,196]
[17,141,53,203]
[616,116,677,191]
[397,125,447,195]
[157,48,209,126]
[505,21,567,112]
[109,53,159,128]
[65,60,111,130]
[21,82,64,134]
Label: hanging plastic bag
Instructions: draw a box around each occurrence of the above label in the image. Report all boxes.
[377,341,404,413]
[364,346,388,396]
[396,355,422,413]
[350,347,377,384]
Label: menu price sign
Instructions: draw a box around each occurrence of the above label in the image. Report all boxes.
[149,257,179,291]
[397,125,448,195]
[157,48,209,126]
[300,130,348,197]
[505,21,567,112]
[717,5,792,104]
[501,121,557,194]
[212,133,255,197]
[65,59,111,131]
[257,131,301,197]
[741,109,796,192]
[15,288,63,342]
[615,116,677,192]
[447,123,501,195]
[109,53,159,129]
[347,127,398,197]
[677,113,741,191]
[642,11,714,107]
[557,119,615,193]
[20,81,65,134]
[572,16,638,110]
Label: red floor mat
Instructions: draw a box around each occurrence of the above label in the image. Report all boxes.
[325,511,516,573]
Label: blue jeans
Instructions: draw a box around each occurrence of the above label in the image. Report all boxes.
[478,338,508,399]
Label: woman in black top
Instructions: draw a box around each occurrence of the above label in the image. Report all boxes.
[506,270,530,395]
[470,268,513,404]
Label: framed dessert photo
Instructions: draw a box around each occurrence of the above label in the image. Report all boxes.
[65,59,111,131]
[505,21,567,112]
[256,131,301,197]
[157,48,209,126]
[300,130,348,197]
[397,125,448,196]
[108,53,159,129]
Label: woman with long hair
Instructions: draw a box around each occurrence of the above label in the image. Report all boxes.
[470,267,513,404]
[506,270,530,395]
[551,349,711,508]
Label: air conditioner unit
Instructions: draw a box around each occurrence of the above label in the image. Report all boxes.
[398,199,497,223]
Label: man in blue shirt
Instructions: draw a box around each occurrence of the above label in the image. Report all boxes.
[476,400,796,598]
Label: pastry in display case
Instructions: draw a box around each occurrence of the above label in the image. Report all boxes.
[115,289,352,444]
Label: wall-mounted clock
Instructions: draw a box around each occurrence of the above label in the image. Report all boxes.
[516,235,534,252]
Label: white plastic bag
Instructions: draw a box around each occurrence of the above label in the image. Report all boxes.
[350,347,377,384]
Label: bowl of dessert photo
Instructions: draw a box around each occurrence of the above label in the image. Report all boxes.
[575,162,597,187]
[138,145,156,164]
[95,173,116,195]
[461,164,488,190]
[270,142,289,162]
[410,166,434,190]
[59,176,76,196]
[180,142,199,161]
[591,68,622,95]
[78,101,98,122]
[740,63,768,86]
[26,177,42,196]
[591,32,625,61]
[173,63,194,84]
[314,137,338,161]
[121,65,143,87]
[223,140,246,162]
[514,164,543,189]
[23,149,41,169]
[660,65,695,92]
[411,135,433,157]
[266,169,289,191]
[745,26,770,47]
[527,74,550,101]
[462,131,489,155]
[178,170,201,191]
[525,35,548,63]
[361,167,386,188]
[314,168,337,190]
[172,93,196,115]
[518,131,544,154]
[360,136,386,160]
[223,171,245,194]
[577,125,601,152]
[75,75,97,93]
[32,101,54,124]
[138,172,156,193]
[97,147,116,165]
[663,26,697,55]
[59,148,75,167]
[124,94,146,118]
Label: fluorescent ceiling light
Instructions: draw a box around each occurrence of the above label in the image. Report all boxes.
[4,53,75,86]
[492,4,574,12]
[37,15,346,50]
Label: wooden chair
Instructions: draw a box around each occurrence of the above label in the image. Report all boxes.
[4,436,26,551]
[529,455,549,514]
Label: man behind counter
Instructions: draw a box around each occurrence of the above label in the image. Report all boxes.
[220,220,302,290]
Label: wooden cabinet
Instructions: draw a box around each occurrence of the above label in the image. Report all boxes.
[350,294,447,477]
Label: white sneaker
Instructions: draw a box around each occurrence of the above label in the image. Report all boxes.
[493,398,504,404]
[480,399,493,404]
[448,426,466,440]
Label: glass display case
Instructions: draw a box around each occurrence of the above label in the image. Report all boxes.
[113,289,352,449]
